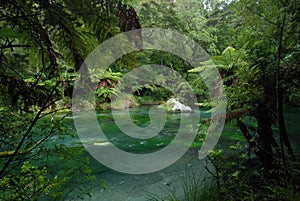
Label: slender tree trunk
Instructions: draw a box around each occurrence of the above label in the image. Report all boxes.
[256,106,276,170]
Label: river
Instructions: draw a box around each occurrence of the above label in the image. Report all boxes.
[60,105,299,201]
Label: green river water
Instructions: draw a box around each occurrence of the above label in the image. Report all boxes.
[43,106,299,200]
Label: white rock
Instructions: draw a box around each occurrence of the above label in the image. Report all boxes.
[165,98,192,112]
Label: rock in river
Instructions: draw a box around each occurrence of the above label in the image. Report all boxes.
[159,98,192,112]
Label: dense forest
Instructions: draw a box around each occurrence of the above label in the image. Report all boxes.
[0,0,300,200]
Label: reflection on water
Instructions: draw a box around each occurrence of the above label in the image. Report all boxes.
[55,105,300,159]
[74,106,208,154]
[284,106,300,157]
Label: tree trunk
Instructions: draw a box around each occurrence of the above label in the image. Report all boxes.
[256,106,276,170]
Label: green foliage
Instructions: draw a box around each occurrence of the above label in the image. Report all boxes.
[95,69,122,100]
[135,86,172,105]
[96,87,117,103]
[1,157,94,201]
[203,151,300,201]
[0,162,67,200]
[94,69,154,109]
[0,108,96,200]
[99,178,109,190]
[1,0,300,200]
[0,1,125,198]
[0,28,22,38]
